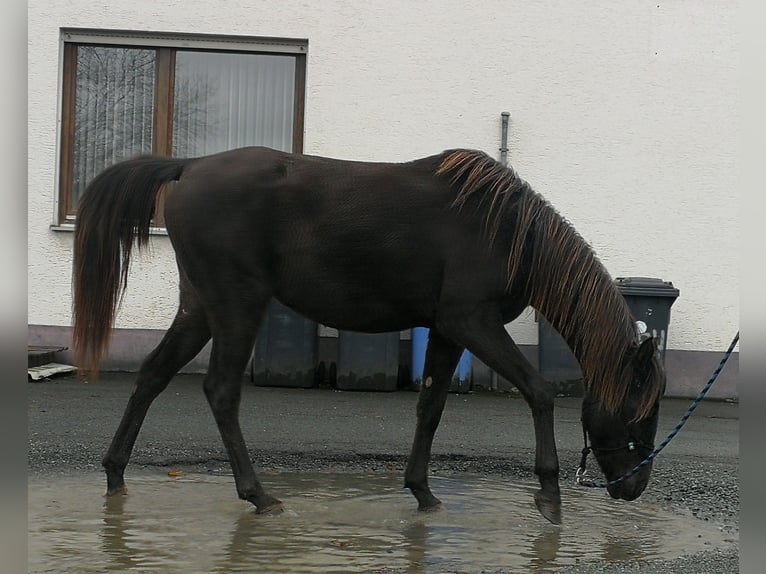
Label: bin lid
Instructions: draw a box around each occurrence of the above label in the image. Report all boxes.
[614,276,680,298]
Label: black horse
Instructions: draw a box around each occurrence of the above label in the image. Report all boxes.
[73,146,666,524]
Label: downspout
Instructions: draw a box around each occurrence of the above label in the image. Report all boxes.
[487,111,512,392]
[499,111,510,166]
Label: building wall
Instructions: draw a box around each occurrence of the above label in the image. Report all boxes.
[28,1,739,393]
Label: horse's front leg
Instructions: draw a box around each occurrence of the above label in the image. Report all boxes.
[441,309,562,524]
[404,329,464,510]
[526,392,560,523]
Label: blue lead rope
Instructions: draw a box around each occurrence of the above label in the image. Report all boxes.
[576,331,739,489]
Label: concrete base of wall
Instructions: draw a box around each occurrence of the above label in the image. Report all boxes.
[28,325,214,375]
[28,324,738,400]
[470,345,738,400]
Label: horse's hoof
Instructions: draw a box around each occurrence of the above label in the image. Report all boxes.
[415,492,443,512]
[534,490,562,525]
[418,500,443,513]
[105,485,129,497]
[256,501,284,515]
[407,484,443,512]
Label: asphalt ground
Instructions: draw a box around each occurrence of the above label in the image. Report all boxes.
[28,372,739,573]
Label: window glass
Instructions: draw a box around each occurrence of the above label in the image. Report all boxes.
[73,46,155,206]
[58,33,305,224]
[173,51,295,157]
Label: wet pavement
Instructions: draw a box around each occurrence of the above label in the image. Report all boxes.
[28,372,739,573]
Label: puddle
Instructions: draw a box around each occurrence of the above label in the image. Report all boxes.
[28,470,730,573]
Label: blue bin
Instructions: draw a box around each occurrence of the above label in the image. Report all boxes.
[411,327,473,393]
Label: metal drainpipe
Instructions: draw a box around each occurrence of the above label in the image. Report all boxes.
[499,111,510,166]
[486,111,512,392]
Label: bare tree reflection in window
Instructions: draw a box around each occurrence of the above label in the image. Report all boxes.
[70,47,296,209]
[173,52,295,158]
[73,47,155,206]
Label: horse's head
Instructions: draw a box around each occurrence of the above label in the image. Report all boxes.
[581,335,665,501]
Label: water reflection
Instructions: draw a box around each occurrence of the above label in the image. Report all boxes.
[401,520,429,573]
[28,472,727,573]
[214,511,260,573]
[101,495,138,570]
[528,525,562,571]
[602,531,657,563]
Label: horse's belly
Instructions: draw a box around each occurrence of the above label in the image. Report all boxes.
[274,280,434,333]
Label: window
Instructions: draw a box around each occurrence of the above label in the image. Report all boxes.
[57,29,307,225]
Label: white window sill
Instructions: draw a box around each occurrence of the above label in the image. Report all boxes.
[50,223,169,236]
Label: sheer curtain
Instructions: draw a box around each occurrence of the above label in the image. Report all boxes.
[172,52,295,157]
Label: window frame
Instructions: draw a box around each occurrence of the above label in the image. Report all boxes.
[55,28,307,227]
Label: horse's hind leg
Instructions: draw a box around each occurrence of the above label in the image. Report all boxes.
[439,308,562,525]
[203,301,282,514]
[404,329,464,510]
[102,287,211,496]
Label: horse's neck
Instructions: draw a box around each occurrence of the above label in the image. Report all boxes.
[524,239,636,385]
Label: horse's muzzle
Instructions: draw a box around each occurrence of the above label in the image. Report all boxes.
[606,470,650,501]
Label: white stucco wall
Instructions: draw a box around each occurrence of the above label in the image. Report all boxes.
[28,0,739,353]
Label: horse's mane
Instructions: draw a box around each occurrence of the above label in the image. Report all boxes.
[436,149,661,418]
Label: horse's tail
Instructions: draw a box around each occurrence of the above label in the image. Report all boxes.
[72,155,190,376]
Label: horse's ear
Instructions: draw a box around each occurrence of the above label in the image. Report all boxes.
[634,335,656,365]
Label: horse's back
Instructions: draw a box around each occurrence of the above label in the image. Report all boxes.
[164,147,508,331]
[166,146,463,254]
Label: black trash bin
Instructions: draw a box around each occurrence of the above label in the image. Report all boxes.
[251,300,319,388]
[615,276,680,362]
[537,313,583,395]
[537,276,680,395]
[335,331,400,391]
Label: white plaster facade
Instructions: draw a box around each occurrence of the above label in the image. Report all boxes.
[28,1,739,360]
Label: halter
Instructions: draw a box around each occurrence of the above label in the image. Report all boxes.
[575,331,739,488]
[576,426,654,487]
